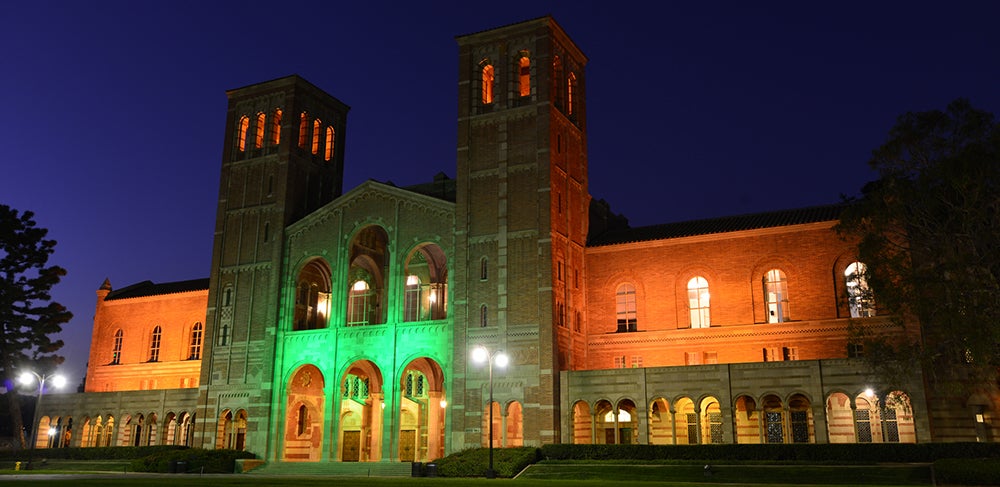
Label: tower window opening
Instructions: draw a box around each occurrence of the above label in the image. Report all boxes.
[237,116,249,152]
[254,112,265,149]
[271,108,282,145]
[324,126,335,161]
[518,54,530,97]
[311,119,322,155]
[298,112,308,149]
[481,63,495,104]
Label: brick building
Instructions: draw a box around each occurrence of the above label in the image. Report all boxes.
[37,16,997,459]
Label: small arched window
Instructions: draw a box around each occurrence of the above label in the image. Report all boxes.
[763,269,790,323]
[615,283,637,332]
[481,63,495,104]
[297,404,308,436]
[480,304,488,327]
[111,329,123,364]
[324,126,335,161]
[237,116,249,151]
[298,112,308,149]
[517,54,530,97]
[687,276,710,328]
[480,257,488,280]
[189,322,203,360]
[845,262,875,318]
[149,326,162,362]
[254,112,265,149]
[404,275,421,322]
[311,119,322,155]
[271,108,282,145]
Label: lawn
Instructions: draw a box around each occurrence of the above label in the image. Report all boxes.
[0,476,932,487]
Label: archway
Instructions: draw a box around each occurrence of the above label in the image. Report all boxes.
[700,397,723,444]
[673,397,697,444]
[734,395,760,444]
[338,360,384,462]
[505,401,523,446]
[648,397,673,445]
[571,400,592,444]
[762,394,785,443]
[788,394,814,443]
[399,357,447,461]
[284,364,325,461]
[826,392,854,443]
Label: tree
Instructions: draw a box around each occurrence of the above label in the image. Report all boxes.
[0,205,71,448]
[837,99,999,398]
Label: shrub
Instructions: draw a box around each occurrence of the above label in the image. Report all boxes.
[130,448,257,473]
[434,447,539,478]
[1,445,186,462]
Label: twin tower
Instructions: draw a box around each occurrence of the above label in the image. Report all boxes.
[196,17,589,460]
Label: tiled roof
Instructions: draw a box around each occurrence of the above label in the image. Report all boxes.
[105,278,209,300]
[588,203,848,247]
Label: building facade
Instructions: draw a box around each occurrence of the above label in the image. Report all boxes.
[38,16,997,458]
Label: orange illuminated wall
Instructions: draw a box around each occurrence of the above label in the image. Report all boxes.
[84,278,208,392]
[582,208,917,370]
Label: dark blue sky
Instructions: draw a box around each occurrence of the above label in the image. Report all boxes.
[3,1,999,386]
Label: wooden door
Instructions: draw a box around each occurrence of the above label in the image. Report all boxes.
[342,431,361,462]
[399,430,416,461]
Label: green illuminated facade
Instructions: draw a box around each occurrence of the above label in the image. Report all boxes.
[190,17,584,461]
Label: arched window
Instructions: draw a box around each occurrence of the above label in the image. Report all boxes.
[763,269,790,323]
[271,108,282,145]
[324,126,335,161]
[845,262,875,318]
[517,54,530,97]
[237,116,249,151]
[298,112,308,149]
[480,257,488,280]
[189,322,203,360]
[254,112,265,149]
[404,275,421,322]
[311,119,322,155]
[297,404,308,436]
[111,329,123,364]
[481,63,494,104]
[294,260,332,330]
[567,72,577,115]
[347,280,372,326]
[480,304,488,327]
[687,276,710,328]
[149,326,162,362]
[616,283,637,332]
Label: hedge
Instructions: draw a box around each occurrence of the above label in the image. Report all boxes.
[130,448,257,473]
[0,445,186,461]
[538,442,1000,463]
[434,447,540,477]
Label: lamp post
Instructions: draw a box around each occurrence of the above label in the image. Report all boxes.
[471,345,508,479]
[18,371,66,451]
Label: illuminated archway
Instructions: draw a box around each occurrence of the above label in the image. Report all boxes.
[571,400,592,444]
[648,397,673,445]
[338,360,384,462]
[283,364,325,461]
[700,397,723,444]
[673,397,697,444]
[399,357,447,461]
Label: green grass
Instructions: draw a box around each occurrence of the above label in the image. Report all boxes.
[0,477,933,487]
[520,463,932,484]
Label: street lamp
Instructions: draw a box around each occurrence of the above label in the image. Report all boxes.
[18,371,66,450]
[471,345,508,479]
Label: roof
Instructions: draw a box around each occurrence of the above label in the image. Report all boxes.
[588,203,848,247]
[105,278,209,300]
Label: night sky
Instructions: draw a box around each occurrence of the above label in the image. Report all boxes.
[3,1,998,388]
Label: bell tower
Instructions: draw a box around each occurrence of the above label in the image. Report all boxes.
[194,75,349,454]
[453,17,589,448]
